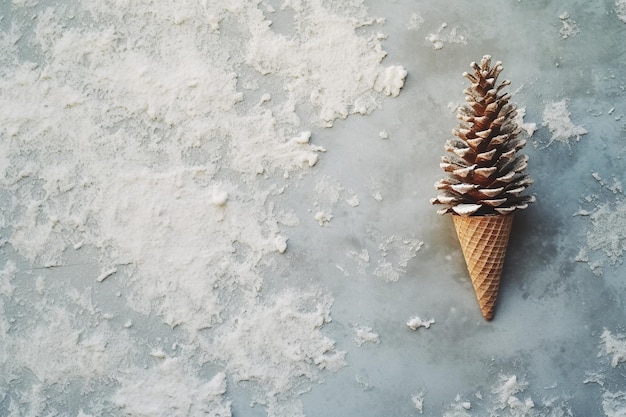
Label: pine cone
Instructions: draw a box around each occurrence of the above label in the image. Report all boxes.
[431,55,535,216]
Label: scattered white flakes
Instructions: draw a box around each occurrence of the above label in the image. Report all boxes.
[314,211,333,226]
[374,261,399,282]
[150,348,167,359]
[354,326,380,346]
[514,107,537,137]
[274,235,288,254]
[491,375,535,414]
[412,389,426,413]
[335,264,349,276]
[559,12,580,39]
[616,0,626,23]
[211,189,229,207]
[374,65,408,97]
[96,267,117,283]
[592,173,625,194]
[345,190,360,207]
[372,192,383,201]
[583,371,605,386]
[407,316,435,331]
[600,329,626,368]
[280,133,326,168]
[290,131,312,144]
[379,130,389,139]
[347,249,370,274]
[426,23,467,50]
[407,13,425,31]
[575,247,590,262]
[542,99,588,145]
[377,235,424,280]
[443,395,472,417]
[124,320,133,328]
[113,358,231,417]
[0,260,17,297]
[35,275,46,294]
[210,289,346,397]
[586,201,626,266]
[602,391,626,417]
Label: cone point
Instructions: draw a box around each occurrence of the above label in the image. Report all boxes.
[452,214,514,321]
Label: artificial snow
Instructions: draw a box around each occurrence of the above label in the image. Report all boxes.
[541,99,588,145]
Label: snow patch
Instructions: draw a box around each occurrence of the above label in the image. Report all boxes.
[541,99,588,145]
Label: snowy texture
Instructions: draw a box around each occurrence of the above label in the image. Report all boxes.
[113,359,231,417]
[514,107,538,137]
[2,0,625,415]
[559,12,580,39]
[600,329,626,368]
[578,200,626,275]
[412,390,425,413]
[407,316,435,331]
[602,391,626,417]
[354,326,381,346]
[542,100,588,145]
[617,0,626,23]
[490,375,535,415]
[210,289,346,396]
[426,23,467,50]
[0,0,402,415]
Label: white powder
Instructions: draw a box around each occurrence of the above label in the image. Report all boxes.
[616,0,626,23]
[113,358,231,417]
[2,301,136,388]
[208,289,346,398]
[600,329,626,368]
[412,389,426,413]
[0,260,17,297]
[514,107,538,137]
[559,12,580,39]
[426,23,468,50]
[374,65,408,97]
[345,190,360,207]
[354,325,381,346]
[490,375,535,415]
[407,316,435,330]
[0,0,404,414]
[407,13,425,31]
[541,99,588,145]
[314,211,333,226]
[375,235,424,281]
[443,395,472,417]
[602,391,626,417]
[586,201,626,267]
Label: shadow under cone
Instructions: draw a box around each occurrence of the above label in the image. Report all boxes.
[452,214,514,320]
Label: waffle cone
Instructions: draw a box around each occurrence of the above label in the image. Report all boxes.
[452,214,514,321]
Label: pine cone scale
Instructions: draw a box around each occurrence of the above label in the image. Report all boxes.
[432,55,534,217]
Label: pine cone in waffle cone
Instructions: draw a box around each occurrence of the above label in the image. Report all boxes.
[431,55,535,320]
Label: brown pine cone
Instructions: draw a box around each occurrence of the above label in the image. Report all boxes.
[431,55,535,216]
